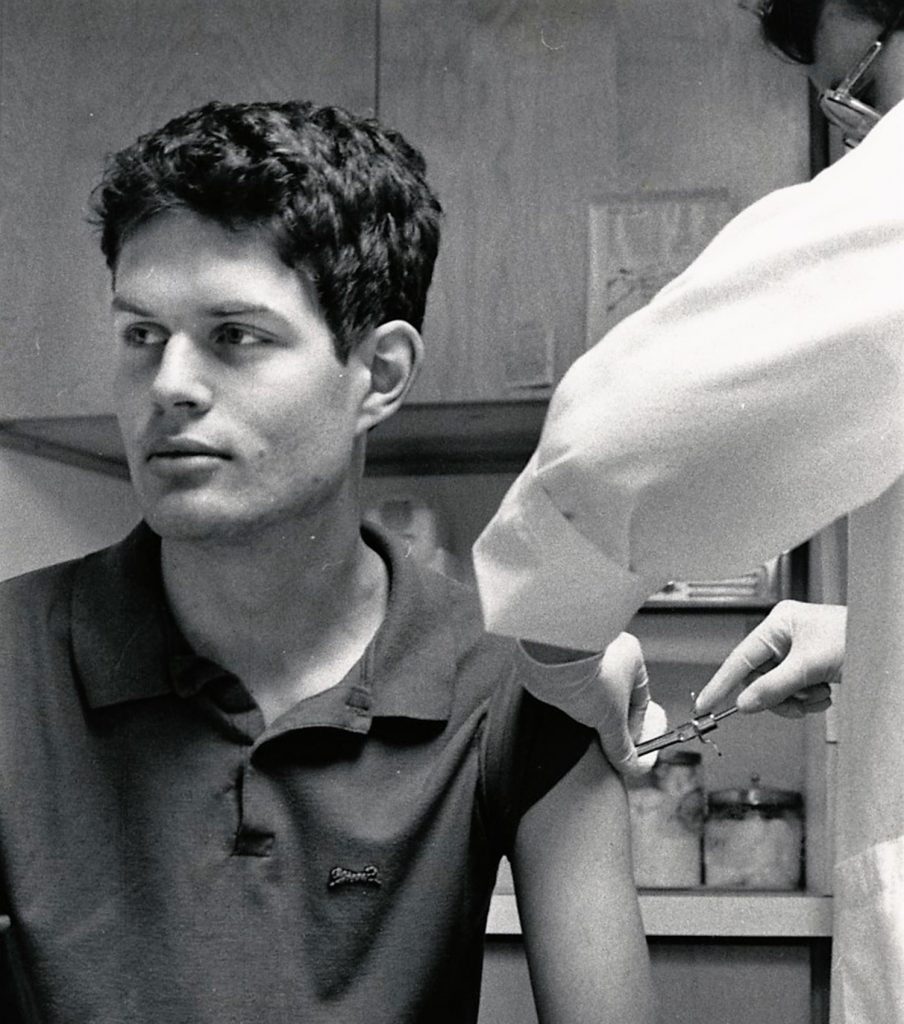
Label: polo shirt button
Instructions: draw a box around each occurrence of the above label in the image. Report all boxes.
[233,829,275,858]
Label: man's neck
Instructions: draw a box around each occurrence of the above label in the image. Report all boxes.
[160,511,389,724]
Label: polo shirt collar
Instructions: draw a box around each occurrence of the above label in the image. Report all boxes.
[71,523,172,708]
[71,522,458,725]
[362,524,457,723]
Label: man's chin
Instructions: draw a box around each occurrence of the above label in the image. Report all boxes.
[142,506,256,543]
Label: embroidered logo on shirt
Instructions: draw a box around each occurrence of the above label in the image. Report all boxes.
[327,864,382,890]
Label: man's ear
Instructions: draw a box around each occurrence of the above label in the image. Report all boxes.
[355,320,424,432]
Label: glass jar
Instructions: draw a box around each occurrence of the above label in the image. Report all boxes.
[626,749,703,888]
[704,776,804,890]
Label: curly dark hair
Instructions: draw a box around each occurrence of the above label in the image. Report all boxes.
[90,100,443,362]
[761,0,904,63]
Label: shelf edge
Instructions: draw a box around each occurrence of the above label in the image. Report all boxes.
[0,423,130,480]
[486,892,833,938]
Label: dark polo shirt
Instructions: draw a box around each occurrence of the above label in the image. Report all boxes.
[0,523,591,1024]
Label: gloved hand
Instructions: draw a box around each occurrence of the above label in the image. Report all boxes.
[694,600,844,718]
[593,632,667,776]
[519,631,666,777]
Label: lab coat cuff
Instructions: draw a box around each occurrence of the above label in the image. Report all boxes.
[472,455,661,651]
[512,644,604,729]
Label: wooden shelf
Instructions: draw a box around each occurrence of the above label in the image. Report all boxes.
[487,892,833,939]
[0,402,548,479]
[0,415,131,480]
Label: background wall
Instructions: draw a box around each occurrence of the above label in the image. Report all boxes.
[0,447,138,581]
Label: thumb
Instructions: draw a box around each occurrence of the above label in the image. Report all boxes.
[603,700,668,778]
[736,643,826,711]
[595,632,659,776]
[626,660,651,742]
[632,700,669,775]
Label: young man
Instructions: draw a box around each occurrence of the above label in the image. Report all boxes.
[475,1,904,1018]
[0,101,655,1023]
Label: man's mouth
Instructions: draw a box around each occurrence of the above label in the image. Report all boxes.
[145,438,231,471]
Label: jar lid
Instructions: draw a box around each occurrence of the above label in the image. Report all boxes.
[708,775,802,810]
[658,749,702,765]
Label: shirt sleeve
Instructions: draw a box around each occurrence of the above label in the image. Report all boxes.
[474,100,904,651]
[480,659,594,858]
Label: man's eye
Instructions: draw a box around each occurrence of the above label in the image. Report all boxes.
[122,323,168,347]
[213,325,266,346]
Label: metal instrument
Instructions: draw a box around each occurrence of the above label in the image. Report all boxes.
[636,705,739,758]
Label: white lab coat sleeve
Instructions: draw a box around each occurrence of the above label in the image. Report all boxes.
[471,453,663,653]
[473,99,904,651]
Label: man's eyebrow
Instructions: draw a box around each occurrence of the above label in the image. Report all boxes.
[111,296,154,315]
[205,305,277,318]
[110,298,282,319]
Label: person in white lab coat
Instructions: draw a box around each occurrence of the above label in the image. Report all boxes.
[474,1,904,1019]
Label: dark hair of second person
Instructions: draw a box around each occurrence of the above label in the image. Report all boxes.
[761,0,903,62]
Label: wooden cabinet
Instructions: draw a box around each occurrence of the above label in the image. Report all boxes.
[1,0,810,417]
[379,0,621,403]
[380,0,811,403]
[0,0,376,419]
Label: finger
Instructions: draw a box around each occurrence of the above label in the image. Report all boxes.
[697,657,779,714]
[626,665,651,743]
[600,631,644,681]
[784,691,833,713]
[800,697,833,714]
[636,701,667,773]
[594,640,639,770]
[769,699,806,719]
[618,754,657,778]
[596,720,637,775]
[600,701,666,778]
[788,683,832,705]
[597,632,649,731]
[768,694,833,719]
[736,652,831,712]
[695,632,785,713]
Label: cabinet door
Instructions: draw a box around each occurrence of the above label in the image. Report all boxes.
[379,0,810,404]
[0,0,376,419]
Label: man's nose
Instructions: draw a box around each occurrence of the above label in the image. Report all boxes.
[149,333,213,413]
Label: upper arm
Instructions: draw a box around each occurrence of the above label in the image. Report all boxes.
[510,741,656,1024]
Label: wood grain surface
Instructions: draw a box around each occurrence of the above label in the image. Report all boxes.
[0,0,376,418]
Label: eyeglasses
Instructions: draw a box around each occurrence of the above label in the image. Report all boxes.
[752,0,820,63]
[751,2,904,146]
[818,4,904,146]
